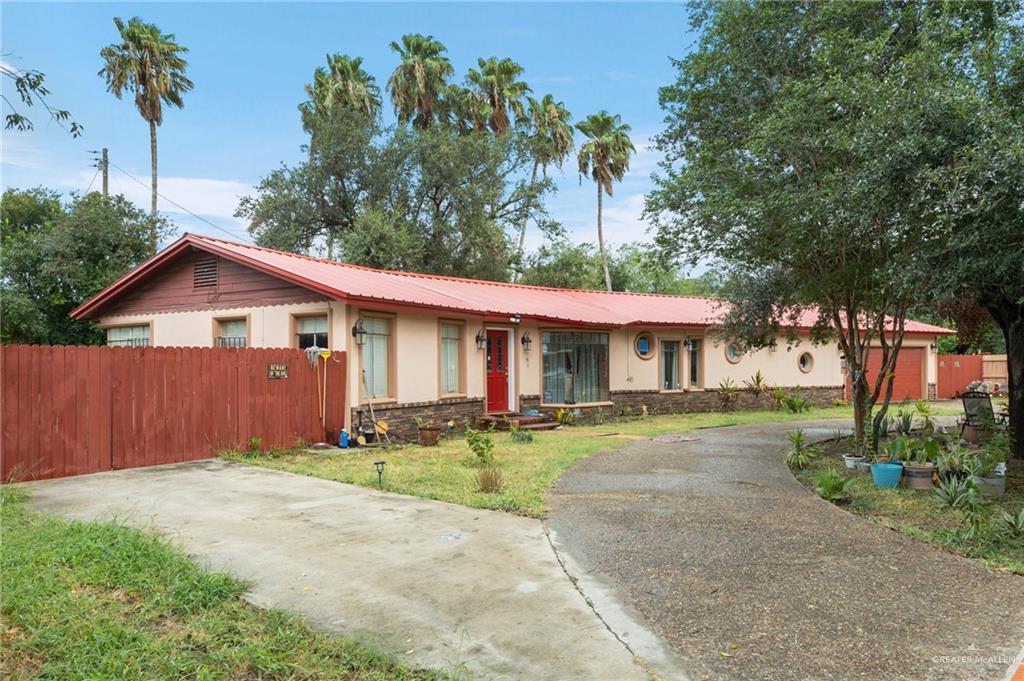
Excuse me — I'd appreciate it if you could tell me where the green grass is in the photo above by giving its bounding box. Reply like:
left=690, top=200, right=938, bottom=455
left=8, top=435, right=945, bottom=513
left=224, top=406, right=859, bottom=518
left=794, top=441, right=1024, bottom=575
left=0, top=487, right=451, bottom=680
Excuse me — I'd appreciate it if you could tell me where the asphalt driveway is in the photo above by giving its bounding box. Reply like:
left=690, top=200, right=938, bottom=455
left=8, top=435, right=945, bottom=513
left=547, top=420, right=1024, bottom=681
left=23, top=459, right=671, bottom=681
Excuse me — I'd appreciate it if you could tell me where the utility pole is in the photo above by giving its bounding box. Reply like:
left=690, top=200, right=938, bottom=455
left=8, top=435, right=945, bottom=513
left=100, top=148, right=109, bottom=196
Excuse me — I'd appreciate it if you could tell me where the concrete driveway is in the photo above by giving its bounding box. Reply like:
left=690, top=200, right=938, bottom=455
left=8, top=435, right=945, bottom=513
left=548, top=420, right=1024, bottom=681
left=24, top=459, right=673, bottom=681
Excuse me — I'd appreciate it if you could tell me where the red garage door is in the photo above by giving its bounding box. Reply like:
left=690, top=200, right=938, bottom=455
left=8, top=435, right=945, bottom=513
left=856, top=348, right=925, bottom=401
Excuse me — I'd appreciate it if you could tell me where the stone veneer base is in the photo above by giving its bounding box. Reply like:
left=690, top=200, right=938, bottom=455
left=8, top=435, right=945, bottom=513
left=351, top=386, right=845, bottom=440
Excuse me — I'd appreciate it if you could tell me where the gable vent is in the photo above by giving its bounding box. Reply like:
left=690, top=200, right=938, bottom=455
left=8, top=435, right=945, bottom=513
left=193, top=258, right=218, bottom=289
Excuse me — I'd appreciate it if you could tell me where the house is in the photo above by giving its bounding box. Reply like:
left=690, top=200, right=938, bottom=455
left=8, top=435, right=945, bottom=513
left=71, top=233, right=953, bottom=437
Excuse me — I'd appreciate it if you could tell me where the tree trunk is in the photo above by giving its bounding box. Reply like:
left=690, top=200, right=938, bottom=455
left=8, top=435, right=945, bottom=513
left=1005, top=315, right=1024, bottom=459
left=597, top=183, right=611, bottom=292
left=514, top=161, right=539, bottom=282
left=149, top=120, right=159, bottom=253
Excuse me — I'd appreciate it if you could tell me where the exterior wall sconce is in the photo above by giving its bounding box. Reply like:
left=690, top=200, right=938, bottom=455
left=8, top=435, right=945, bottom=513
left=509, top=314, right=522, bottom=324
left=352, top=319, right=367, bottom=346
left=475, top=329, right=487, bottom=350
left=521, top=331, right=533, bottom=352
left=683, top=339, right=695, bottom=351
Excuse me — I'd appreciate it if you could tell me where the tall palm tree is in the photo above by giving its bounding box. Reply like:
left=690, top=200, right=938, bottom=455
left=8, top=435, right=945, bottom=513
left=301, top=54, right=381, bottom=128
left=465, top=57, right=530, bottom=135
left=576, top=111, right=635, bottom=291
left=99, top=17, right=192, bottom=251
left=443, top=84, right=491, bottom=134
left=514, top=95, right=574, bottom=277
left=386, top=34, right=453, bottom=129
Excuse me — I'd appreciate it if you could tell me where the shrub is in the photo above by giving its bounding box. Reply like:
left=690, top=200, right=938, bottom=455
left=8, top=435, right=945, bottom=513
left=593, top=407, right=605, bottom=425
left=914, top=399, right=935, bottom=433
left=785, top=429, right=817, bottom=469
left=998, top=509, right=1024, bottom=539
left=832, top=398, right=849, bottom=407
left=554, top=408, right=576, bottom=426
left=509, top=427, right=534, bottom=444
left=781, top=393, right=811, bottom=413
left=465, top=426, right=495, bottom=464
left=247, top=436, right=262, bottom=453
left=815, top=471, right=852, bottom=502
left=934, top=476, right=976, bottom=510
left=718, top=377, right=739, bottom=410
left=477, top=467, right=503, bottom=493
left=770, top=386, right=786, bottom=411
left=743, top=370, right=768, bottom=397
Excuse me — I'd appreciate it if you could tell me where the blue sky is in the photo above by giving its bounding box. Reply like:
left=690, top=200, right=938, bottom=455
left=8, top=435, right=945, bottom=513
left=2, top=2, right=696, bottom=253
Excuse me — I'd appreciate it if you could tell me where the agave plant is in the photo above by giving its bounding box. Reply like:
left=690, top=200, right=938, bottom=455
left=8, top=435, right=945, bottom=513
left=786, top=429, right=817, bottom=470
left=999, top=508, right=1024, bottom=539
left=933, top=476, right=975, bottom=510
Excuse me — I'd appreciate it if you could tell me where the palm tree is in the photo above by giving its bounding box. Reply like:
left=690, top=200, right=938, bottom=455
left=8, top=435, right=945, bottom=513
left=301, top=54, right=381, bottom=129
left=386, top=34, right=453, bottom=129
left=515, top=95, right=574, bottom=275
left=99, top=17, right=192, bottom=251
left=443, top=84, right=491, bottom=134
left=465, top=57, right=530, bottom=135
left=576, top=111, right=635, bottom=292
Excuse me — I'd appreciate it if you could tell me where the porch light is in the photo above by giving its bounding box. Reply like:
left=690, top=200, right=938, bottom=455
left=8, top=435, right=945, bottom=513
left=521, top=331, right=533, bottom=352
left=373, top=460, right=386, bottom=486
left=352, top=319, right=367, bottom=346
left=683, top=339, right=695, bottom=351
left=475, top=329, right=487, bottom=350
left=509, top=314, right=522, bottom=324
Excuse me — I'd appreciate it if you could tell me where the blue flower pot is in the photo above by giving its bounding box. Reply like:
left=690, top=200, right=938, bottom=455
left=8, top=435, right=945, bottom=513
left=871, top=462, right=904, bottom=488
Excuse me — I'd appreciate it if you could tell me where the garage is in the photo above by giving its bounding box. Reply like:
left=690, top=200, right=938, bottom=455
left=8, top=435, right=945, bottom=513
left=847, top=347, right=925, bottom=401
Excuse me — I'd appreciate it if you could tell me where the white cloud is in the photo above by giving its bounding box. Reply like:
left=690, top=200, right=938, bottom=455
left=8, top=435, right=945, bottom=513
left=0, top=136, right=51, bottom=171
left=606, top=69, right=637, bottom=81
left=71, top=169, right=252, bottom=219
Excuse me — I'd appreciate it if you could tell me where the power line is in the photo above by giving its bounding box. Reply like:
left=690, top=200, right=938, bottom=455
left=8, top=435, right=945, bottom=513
left=107, top=161, right=253, bottom=243
left=84, top=166, right=101, bottom=194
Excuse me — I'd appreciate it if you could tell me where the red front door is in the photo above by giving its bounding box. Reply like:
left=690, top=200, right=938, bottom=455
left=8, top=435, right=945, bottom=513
left=486, top=330, right=509, bottom=412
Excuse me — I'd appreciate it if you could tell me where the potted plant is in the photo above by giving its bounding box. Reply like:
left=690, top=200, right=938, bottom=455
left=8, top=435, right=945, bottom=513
left=414, top=417, right=442, bottom=447
left=870, top=439, right=904, bottom=489
left=903, top=438, right=939, bottom=490
left=937, top=447, right=971, bottom=483
left=968, top=451, right=1006, bottom=499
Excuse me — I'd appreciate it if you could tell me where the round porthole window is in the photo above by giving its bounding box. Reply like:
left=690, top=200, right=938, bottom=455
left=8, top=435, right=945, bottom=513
left=798, top=351, right=814, bottom=373
left=725, top=343, right=743, bottom=364
left=634, top=332, right=655, bottom=359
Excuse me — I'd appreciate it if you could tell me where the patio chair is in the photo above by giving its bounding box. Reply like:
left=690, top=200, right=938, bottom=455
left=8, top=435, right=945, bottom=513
left=958, top=390, right=1009, bottom=439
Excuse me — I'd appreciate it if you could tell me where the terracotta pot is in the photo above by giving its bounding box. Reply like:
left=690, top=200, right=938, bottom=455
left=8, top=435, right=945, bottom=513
left=903, top=462, right=935, bottom=490
left=418, top=426, right=442, bottom=447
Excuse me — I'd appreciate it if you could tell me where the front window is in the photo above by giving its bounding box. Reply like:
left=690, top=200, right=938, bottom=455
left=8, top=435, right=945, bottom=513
left=296, top=316, right=328, bottom=349
left=542, top=331, right=609, bottom=404
left=363, top=317, right=391, bottom=398
left=440, top=323, right=462, bottom=394
left=662, top=340, right=680, bottom=390
left=216, top=318, right=247, bottom=348
left=688, top=339, right=702, bottom=388
left=106, top=325, right=149, bottom=347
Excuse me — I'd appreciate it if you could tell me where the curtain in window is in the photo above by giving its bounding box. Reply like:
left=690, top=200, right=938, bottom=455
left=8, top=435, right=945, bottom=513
left=662, top=341, right=679, bottom=390
left=689, top=339, right=701, bottom=387
left=542, top=332, right=609, bottom=404
left=106, top=325, right=149, bottom=347
left=297, top=316, right=328, bottom=349
left=363, top=317, right=389, bottom=398
left=440, top=324, right=461, bottom=393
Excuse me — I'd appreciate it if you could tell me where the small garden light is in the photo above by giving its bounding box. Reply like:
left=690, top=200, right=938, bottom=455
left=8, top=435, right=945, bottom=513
left=475, top=329, right=487, bottom=350
left=521, top=331, right=532, bottom=352
left=373, top=460, right=386, bottom=486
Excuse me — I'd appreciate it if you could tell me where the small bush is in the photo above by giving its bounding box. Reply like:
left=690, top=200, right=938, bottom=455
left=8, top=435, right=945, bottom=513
left=998, top=509, right=1024, bottom=539
left=770, top=386, right=786, bottom=411
left=815, top=471, right=852, bottom=503
left=934, top=476, right=976, bottom=510
left=785, top=428, right=817, bottom=469
left=477, top=467, right=503, bottom=493
left=593, top=407, right=605, bottom=425
left=247, top=436, right=262, bottom=453
left=509, top=427, right=534, bottom=444
left=718, top=377, right=739, bottom=410
left=465, top=426, right=495, bottom=464
left=554, top=408, right=576, bottom=426
left=781, top=393, right=811, bottom=413
left=743, top=370, right=768, bottom=397
left=832, top=398, right=848, bottom=408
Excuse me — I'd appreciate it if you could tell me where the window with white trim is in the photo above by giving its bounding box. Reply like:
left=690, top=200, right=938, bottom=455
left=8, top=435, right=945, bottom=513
left=440, top=323, right=462, bottom=394
left=106, top=325, right=150, bottom=347
left=542, top=331, right=609, bottom=404
left=363, top=317, right=391, bottom=398
left=296, top=316, right=328, bottom=349
left=662, top=340, right=680, bottom=390
left=216, top=318, right=247, bottom=348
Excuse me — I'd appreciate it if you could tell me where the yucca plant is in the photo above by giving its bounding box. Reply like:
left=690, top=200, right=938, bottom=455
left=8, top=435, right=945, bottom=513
left=999, top=509, right=1024, bottom=539
left=743, top=370, right=768, bottom=397
left=815, top=471, right=853, bottom=503
left=934, top=476, right=975, bottom=510
left=895, top=410, right=914, bottom=436
left=785, top=429, right=817, bottom=470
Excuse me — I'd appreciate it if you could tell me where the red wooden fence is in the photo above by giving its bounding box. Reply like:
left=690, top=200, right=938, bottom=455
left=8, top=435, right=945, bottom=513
left=936, top=354, right=983, bottom=399
left=1, top=345, right=346, bottom=481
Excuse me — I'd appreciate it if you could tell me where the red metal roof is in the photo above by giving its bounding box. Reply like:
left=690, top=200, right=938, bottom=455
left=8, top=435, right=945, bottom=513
left=71, top=233, right=954, bottom=335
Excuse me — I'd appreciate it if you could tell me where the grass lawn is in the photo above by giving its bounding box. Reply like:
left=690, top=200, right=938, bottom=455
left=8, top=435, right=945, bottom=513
left=0, top=487, right=452, bottom=680
left=224, top=406, right=861, bottom=518
left=794, top=440, right=1024, bottom=575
